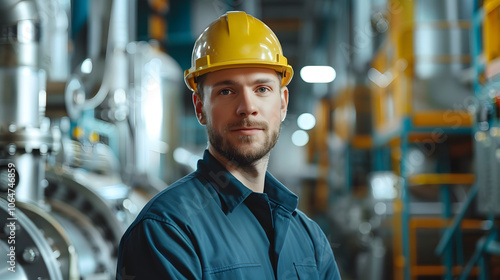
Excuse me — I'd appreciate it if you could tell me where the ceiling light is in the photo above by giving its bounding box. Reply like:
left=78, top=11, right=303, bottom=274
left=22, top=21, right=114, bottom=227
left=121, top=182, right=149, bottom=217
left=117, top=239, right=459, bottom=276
left=300, top=66, right=336, bottom=83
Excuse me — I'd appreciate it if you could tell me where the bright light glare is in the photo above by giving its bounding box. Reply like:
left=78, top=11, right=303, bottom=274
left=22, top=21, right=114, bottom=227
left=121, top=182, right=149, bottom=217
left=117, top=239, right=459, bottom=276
left=371, top=176, right=397, bottom=200
left=144, top=80, right=162, bottom=140
left=297, top=113, right=316, bottom=130
left=81, top=58, right=93, bottom=74
left=300, top=66, right=336, bottom=83
left=291, top=130, right=309, bottom=147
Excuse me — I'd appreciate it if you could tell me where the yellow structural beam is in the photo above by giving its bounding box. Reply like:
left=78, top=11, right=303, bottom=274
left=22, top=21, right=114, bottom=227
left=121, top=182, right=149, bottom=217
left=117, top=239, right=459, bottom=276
left=484, top=0, right=500, bottom=61
left=351, top=135, right=372, bottom=149
left=412, top=111, right=473, bottom=127
left=409, top=218, right=484, bottom=278
left=409, top=218, right=486, bottom=229
left=411, top=265, right=479, bottom=277
left=408, top=173, right=475, bottom=186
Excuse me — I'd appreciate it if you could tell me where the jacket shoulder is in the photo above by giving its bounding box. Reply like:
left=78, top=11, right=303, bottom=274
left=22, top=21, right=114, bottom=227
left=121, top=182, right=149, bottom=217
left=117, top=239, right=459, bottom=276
left=128, top=172, right=219, bottom=230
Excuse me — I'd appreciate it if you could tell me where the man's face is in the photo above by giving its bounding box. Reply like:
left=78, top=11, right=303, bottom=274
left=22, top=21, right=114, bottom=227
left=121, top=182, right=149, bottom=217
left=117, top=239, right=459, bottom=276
left=193, top=67, right=289, bottom=166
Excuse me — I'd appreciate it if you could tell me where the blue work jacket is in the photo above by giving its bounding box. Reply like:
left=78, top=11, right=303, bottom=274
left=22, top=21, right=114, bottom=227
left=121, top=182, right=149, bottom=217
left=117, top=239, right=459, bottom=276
left=117, top=150, right=341, bottom=279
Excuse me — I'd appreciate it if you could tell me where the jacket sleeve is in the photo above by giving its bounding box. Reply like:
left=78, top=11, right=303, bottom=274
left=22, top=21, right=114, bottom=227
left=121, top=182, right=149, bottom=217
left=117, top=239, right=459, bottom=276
left=116, top=218, right=202, bottom=280
left=315, top=227, right=342, bottom=280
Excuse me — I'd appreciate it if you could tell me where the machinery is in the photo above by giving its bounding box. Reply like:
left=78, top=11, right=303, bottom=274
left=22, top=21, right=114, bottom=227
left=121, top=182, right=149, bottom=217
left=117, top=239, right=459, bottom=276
left=0, top=0, right=182, bottom=279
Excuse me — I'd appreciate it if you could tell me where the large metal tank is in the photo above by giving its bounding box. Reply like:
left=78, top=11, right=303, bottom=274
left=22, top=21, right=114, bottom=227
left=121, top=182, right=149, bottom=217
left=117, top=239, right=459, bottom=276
left=128, top=41, right=184, bottom=186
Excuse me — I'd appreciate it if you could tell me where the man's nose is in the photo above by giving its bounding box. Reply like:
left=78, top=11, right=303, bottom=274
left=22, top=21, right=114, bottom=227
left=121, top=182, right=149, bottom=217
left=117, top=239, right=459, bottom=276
left=235, top=89, right=258, bottom=117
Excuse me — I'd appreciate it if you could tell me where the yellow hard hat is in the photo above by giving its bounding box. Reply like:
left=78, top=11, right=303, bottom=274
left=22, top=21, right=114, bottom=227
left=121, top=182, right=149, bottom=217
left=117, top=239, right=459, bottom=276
left=184, top=11, right=293, bottom=92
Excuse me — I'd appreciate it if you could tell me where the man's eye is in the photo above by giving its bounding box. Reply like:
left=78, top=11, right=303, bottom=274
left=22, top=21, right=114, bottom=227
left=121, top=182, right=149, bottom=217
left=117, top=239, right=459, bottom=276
left=220, top=89, right=232, bottom=95
left=257, top=87, right=270, bottom=94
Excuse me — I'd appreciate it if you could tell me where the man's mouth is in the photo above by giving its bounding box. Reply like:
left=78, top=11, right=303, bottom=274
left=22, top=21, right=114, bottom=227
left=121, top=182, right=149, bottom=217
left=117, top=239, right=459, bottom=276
left=228, top=120, right=267, bottom=136
left=230, top=127, right=264, bottom=135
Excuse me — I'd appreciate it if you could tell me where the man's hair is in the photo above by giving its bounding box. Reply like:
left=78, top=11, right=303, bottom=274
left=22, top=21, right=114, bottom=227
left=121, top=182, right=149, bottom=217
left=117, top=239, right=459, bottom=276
left=195, top=71, right=284, bottom=100
left=195, top=74, right=208, bottom=99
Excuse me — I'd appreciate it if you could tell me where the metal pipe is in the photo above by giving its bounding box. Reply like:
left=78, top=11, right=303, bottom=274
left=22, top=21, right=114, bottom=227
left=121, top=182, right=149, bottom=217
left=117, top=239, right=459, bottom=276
left=65, top=0, right=136, bottom=120
left=0, top=0, right=40, bottom=128
left=0, top=0, right=57, bottom=206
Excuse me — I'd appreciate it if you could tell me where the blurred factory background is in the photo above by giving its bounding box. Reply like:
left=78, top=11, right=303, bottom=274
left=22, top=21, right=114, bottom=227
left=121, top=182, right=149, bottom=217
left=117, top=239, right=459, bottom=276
left=0, top=0, right=499, bottom=279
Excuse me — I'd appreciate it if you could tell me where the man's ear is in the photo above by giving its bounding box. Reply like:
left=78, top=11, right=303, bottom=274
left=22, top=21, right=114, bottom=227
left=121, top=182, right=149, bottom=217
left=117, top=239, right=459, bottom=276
left=192, top=92, right=206, bottom=125
left=280, top=86, right=289, bottom=122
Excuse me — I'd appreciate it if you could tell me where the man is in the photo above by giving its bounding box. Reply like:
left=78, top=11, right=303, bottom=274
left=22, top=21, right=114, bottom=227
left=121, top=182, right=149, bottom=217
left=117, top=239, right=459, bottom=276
left=117, top=11, right=342, bottom=280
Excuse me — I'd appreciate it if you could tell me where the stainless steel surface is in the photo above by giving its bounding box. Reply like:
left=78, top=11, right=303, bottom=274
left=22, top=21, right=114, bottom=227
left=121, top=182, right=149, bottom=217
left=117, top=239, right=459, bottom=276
left=0, top=42, right=42, bottom=128
left=0, top=199, right=65, bottom=280
left=0, top=1, right=39, bottom=67
left=17, top=201, right=77, bottom=279
left=0, top=0, right=59, bottom=206
left=65, top=0, right=133, bottom=120
left=0, top=1, right=144, bottom=279
left=0, top=164, right=135, bottom=279
left=0, top=0, right=39, bottom=24
left=45, top=168, right=128, bottom=245
left=37, top=0, right=71, bottom=82
left=129, top=42, right=183, bottom=185
left=0, top=242, right=29, bottom=280
left=0, top=154, right=45, bottom=205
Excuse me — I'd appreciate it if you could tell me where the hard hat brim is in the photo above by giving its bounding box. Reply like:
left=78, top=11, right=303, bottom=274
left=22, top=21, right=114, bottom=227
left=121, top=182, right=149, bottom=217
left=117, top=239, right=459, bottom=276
left=185, top=61, right=293, bottom=92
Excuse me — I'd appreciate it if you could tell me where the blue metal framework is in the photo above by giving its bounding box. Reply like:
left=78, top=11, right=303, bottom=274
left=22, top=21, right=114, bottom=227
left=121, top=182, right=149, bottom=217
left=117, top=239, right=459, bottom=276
left=373, top=113, right=475, bottom=279
left=433, top=1, right=500, bottom=279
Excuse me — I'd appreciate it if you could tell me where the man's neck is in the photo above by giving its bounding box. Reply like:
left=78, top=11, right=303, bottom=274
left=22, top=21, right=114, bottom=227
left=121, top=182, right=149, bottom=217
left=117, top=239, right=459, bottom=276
left=208, top=147, right=269, bottom=193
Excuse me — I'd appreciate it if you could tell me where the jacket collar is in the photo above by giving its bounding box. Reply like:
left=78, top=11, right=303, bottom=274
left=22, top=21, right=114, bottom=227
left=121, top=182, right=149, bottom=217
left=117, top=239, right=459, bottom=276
left=197, top=150, right=298, bottom=214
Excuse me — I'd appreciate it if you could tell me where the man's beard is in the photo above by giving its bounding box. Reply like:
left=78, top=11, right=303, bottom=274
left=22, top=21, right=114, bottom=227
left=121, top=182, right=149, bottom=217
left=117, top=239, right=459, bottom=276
left=207, top=118, right=280, bottom=166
